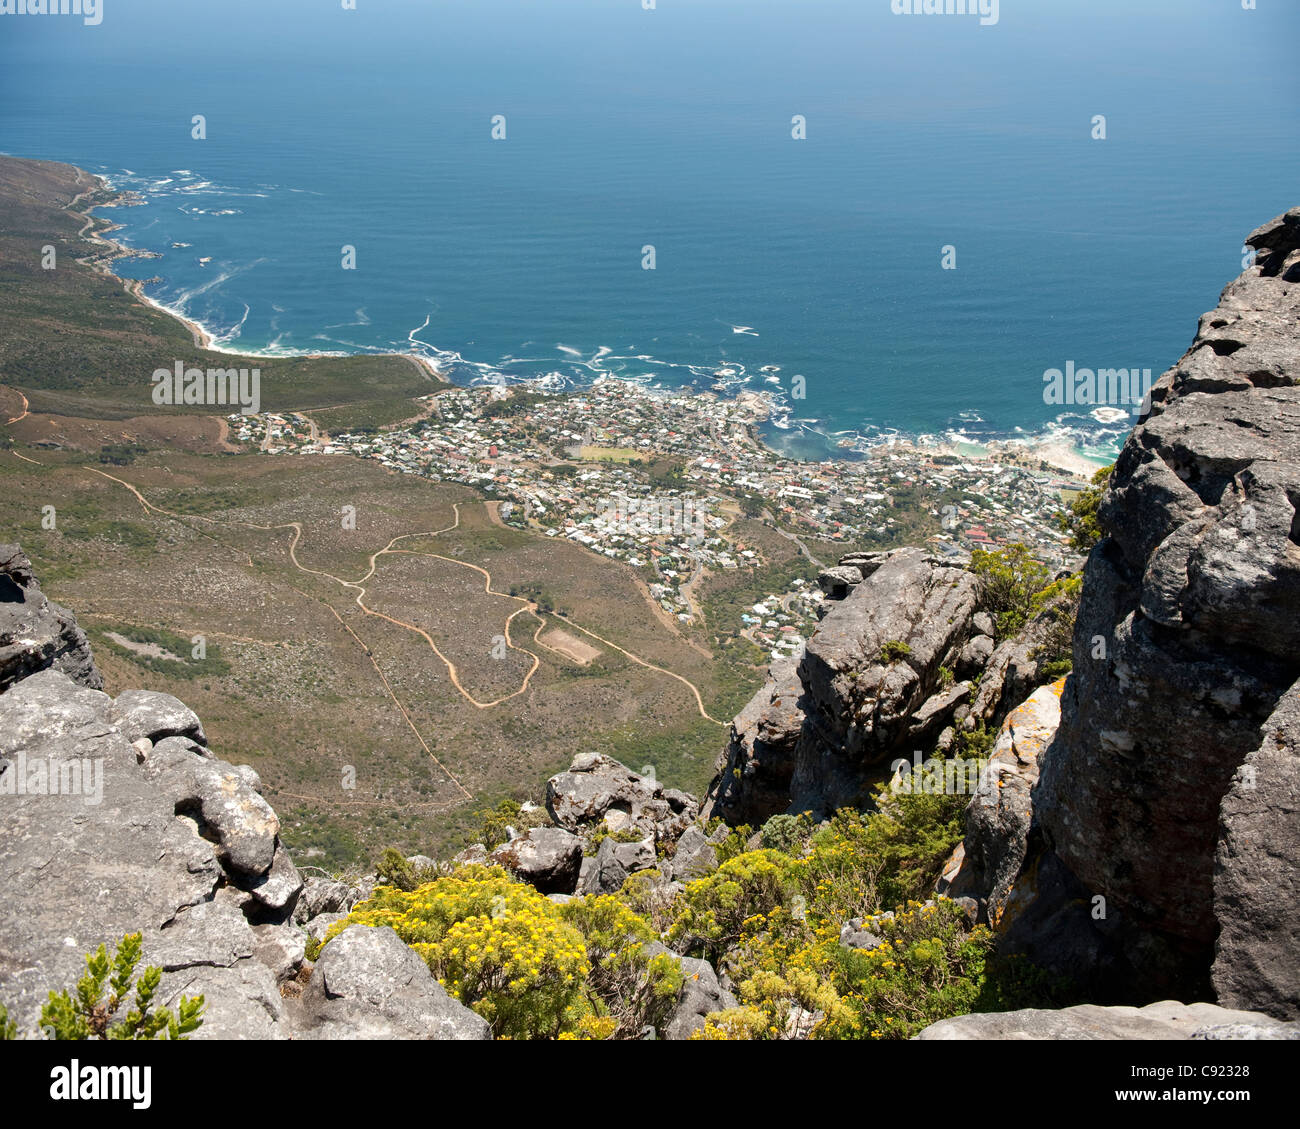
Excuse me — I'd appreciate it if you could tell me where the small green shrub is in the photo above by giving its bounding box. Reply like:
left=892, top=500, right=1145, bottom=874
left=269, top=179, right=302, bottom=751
left=969, top=543, right=1050, bottom=641
left=879, top=640, right=912, bottom=664
left=759, top=812, right=813, bottom=855
left=35, top=933, right=204, bottom=1040
left=1058, top=465, right=1114, bottom=552
left=375, top=847, right=443, bottom=892
left=816, top=900, right=993, bottom=1039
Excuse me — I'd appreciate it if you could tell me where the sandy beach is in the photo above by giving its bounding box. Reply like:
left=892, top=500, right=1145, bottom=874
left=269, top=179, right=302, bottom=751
left=891, top=435, right=1109, bottom=482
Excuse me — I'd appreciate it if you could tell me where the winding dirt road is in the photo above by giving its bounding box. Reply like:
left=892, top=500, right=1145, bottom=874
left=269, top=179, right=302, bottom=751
left=4, top=391, right=28, bottom=427
left=11, top=453, right=726, bottom=799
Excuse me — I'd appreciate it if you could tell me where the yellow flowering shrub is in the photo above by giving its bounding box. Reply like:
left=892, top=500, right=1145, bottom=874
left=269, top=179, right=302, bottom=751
left=326, top=865, right=590, bottom=1039
left=659, top=801, right=992, bottom=1041
left=665, top=849, right=798, bottom=964
left=690, top=1006, right=769, bottom=1040
left=618, top=867, right=678, bottom=935
left=558, top=895, right=684, bottom=1037
left=814, top=899, right=992, bottom=1039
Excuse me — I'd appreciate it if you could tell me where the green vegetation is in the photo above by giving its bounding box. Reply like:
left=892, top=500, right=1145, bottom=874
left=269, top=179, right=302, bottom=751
left=879, top=639, right=912, bottom=664
left=1058, top=465, right=1114, bottom=553
left=968, top=541, right=1084, bottom=676
left=333, top=765, right=1062, bottom=1041
left=5, top=443, right=733, bottom=867
left=969, top=542, right=1052, bottom=642
left=91, top=623, right=230, bottom=681
left=374, top=847, right=446, bottom=891
left=950, top=721, right=997, bottom=762
left=99, top=443, right=148, bottom=466
left=598, top=716, right=725, bottom=800
left=325, top=866, right=681, bottom=1039
left=579, top=446, right=642, bottom=463
left=759, top=812, right=814, bottom=854
left=1029, top=574, right=1083, bottom=680
left=0, top=933, right=205, bottom=1041
left=472, top=799, right=551, bottom=853
left=669, top=792, right=983, bottom=1039
left=483, top=391, right=551, bottom=419
left=308, top=397, right=427, bottom=434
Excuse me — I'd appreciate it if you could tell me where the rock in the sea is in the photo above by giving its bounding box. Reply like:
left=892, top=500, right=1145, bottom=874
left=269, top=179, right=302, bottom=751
left=0, top=544, right=101, bottom=692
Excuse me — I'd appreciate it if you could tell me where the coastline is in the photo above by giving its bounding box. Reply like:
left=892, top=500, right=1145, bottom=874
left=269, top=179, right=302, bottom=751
left=71, top=164, right=1102, bottom=482
left=930, top=436, right=1111, bottom=480
left=71, top=168, right=447, bottom=374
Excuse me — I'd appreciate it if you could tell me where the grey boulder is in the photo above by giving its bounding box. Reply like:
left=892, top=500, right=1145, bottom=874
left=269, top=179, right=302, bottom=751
left=296, top=925, right=490, bottom=1040
left=489, top=826, right=583, bottom=895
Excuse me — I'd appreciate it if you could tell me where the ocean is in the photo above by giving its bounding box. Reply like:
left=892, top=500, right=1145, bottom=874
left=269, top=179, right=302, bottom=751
left=2, top=0, right=1297, bottom=459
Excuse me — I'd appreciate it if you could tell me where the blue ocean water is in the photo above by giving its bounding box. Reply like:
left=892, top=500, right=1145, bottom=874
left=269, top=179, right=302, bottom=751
left=2, top=0, right=1297, bottom=458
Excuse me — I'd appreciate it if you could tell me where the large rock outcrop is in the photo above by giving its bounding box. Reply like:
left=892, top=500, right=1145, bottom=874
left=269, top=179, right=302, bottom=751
left=0, top=544, right=100, bottom=692
left=707, top=547, right=1001, bottom=821
left=292, top=925, right=489, bottom=1040
left=0, top=552, right=487, bottom=1040
left=546, top=752, right=697, bottom=845
left=1212, top=684, right=1300, bottom=1018
left=1001, top=207, right=1300, bottom=1012
left=0, top=668, right=303, bottom=1037
left=705, top=657, right=804, bottom=826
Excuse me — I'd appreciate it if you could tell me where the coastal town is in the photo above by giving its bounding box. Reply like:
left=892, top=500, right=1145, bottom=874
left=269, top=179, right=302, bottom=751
left=230, top=378, right=1090, bottom=649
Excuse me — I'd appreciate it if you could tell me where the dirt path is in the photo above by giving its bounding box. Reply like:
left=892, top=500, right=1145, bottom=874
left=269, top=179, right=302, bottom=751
left=78, top=465, right=476, bottom=798
left=4, top=390, right=29, bottom=427
left=11, top=452, right=728, bottom=789
left=214, top=417, right=241, bottom=454
left=764, top=507, right=826, bottom=569
left=557, top=617, right=726, bottom=726
left=79, top=612, right=290, bottom=649
left=630, top=570, right=712, bottom=659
